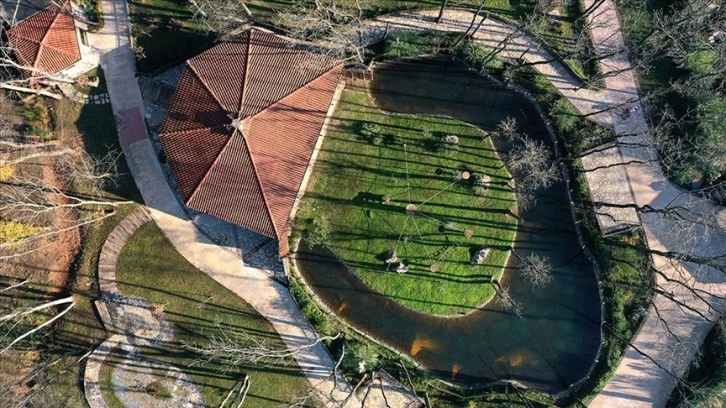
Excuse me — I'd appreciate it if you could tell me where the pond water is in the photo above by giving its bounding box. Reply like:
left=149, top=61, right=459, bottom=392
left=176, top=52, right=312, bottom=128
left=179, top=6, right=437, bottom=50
left=295, top=59, right=601, bottom=393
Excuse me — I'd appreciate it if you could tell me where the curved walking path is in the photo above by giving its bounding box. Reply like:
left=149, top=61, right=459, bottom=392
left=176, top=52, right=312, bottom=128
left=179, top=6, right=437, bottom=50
left=579, top=0, right=726, bottom=406
left=86, top=207, right=202, bottom=408
left=89, top=2, right=360, bottom=406
left=83, top=0, right=725, bottom=406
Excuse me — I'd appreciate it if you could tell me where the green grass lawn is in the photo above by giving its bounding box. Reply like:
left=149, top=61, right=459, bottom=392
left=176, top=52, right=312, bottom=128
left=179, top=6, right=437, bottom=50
left=115, top=222, right=314, bottom=407
left=298, top=80, right=516, bottom=316
left=128, top=0, right=215, bottom=74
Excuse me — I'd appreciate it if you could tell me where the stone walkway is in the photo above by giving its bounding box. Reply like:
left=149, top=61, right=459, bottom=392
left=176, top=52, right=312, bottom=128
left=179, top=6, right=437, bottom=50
left=91, top=0, right=364, bottom=405
left=363, top=10, right=725, bottom=405
left=85, top=207, right=203, bottom=408
left=57, top=82, right=111, bottom=105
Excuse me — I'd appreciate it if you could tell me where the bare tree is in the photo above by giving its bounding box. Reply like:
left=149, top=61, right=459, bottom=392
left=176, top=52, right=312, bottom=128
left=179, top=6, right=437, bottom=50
left=0, top=17, right=73, bottom=99
left=276, top=0, right=371, bottom=68
left=0, top=149, right=134, bottom=257
left=187, top=0, right=253, bottom=37
left=518, top=253, right=554, bottom=288
left=0, top=295, right=75, bottom=354
left=183, top=321, right=341, bottom=369
left=506, top=136, right=560, bottom=191
left=494, top=284, right=523, bottom=318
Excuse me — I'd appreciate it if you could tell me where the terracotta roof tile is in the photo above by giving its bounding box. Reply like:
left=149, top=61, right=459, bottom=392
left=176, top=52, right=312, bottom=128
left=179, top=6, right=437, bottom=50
left=187, top=133, right=277, bottom=238
left=160, top=126, right=232, bottom=199
left=244, top=66, right=343, bottom=236
left=158, top=28, right=342, bottom=246
left=7, top=2, right=80, bottom=75
left=188, top=33, right=249, bottom=112
left=240, top=30, right=336, bottom=118
left=9, top=37, right=40, bottom=68
left=158, top=66, right=231, bottom=134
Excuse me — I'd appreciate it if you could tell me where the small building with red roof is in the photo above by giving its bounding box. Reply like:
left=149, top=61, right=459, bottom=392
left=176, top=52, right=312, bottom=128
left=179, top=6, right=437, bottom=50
left=6, top=1, right=82, bottom=76
left=158, top=28, right=343, bottom=256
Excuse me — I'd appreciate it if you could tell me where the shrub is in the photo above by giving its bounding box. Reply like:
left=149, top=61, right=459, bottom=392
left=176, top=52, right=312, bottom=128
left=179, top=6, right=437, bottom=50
left=460, top=41, right=504, bottom=71
left=550, top=97, right=579, bottom=133
left=306, top=214, right=331, bottom=247
left=361, top=123, right=383, bottom=145
left=342, top=341, right=380, bottom=374
left=0, top=220, right=39, bottom=244
left=24, top=105, right=45, bottom=123
left=29, top=126, right=52, bottom=140
left=146, top=381, right=171, bottom=399
left=0, top=165, right=16, bottom=181
left=385, top=31, right=426, bottom=58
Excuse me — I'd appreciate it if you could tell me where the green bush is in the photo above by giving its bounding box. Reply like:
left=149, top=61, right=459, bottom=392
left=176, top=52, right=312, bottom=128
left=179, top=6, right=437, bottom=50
left=361, top=122, right=383, bottom=145
left=306, top=214, right=331, bottom=247
left=683, top=50, right=719, bottom=76
left=386, top=31, right=426, bottom=58
left=342, top=342, right=380, bottom=374
left=24, top=105, right=45, bottom=123
left=550, top=97, right=579, bottom=133
left=29, top=126, right=52, bottom=140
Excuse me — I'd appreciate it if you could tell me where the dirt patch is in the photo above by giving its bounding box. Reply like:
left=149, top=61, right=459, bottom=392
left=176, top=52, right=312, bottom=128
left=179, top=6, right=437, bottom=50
left=0, top=96, right=82, bottom=402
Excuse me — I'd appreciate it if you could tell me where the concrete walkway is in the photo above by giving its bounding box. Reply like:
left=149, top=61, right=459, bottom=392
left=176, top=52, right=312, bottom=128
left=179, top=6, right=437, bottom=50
left=578, top=0, right=726, bottom=406
left=365, top=10, right=725, bottom=405
left=84, top=1, right=725, bottom=406
left=86, top=207, right=200, bottom=408
left=89, top=0, right=359, bottom=405
left=366, top=9, right=611, bottom=124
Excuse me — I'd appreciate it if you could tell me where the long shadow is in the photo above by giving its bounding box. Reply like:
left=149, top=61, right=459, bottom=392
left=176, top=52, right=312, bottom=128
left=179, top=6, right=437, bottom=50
left=296, top=58, right=602, bottom=393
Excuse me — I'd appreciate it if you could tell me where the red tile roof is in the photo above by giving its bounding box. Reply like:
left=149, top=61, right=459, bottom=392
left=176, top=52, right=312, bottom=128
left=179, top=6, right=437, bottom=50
left=158, top=28, right=342, bottom=247
left=7, top=2, right=81, bottom=75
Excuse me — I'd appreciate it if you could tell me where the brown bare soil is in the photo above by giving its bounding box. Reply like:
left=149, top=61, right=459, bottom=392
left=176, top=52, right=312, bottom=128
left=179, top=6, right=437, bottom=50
left=0, top=95, right=82, bottom=403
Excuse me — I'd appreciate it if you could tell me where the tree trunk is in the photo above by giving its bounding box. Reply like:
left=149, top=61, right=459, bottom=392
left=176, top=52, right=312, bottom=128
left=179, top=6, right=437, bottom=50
left=0, top=83, right=63, bottom=100
left=436, top=0, right=449, bottom=23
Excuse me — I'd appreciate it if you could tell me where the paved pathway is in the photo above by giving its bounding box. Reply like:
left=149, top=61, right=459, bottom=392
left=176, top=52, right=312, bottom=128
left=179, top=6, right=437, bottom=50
left=364, top=10, right=725, bottom=405
left=82, top=1, right=725, bottom=406
left=90, top=0, right=359, bottom=405
left=365, top=9, right=611, bottom=124
left=86, top=207, right=201, bottom=408
left=578, top=0, right=726, bottom=406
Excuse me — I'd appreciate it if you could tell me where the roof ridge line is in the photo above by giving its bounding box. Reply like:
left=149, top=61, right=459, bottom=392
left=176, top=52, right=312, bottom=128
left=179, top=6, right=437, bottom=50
left=244, top=65, right=343, bottom=237
left=238, top=130, right=280, bottom=238
left=237, top=29, right=253, bottom=119
left=33, top=42, right=46, bottom=69
left=157, top=126, right=223, bottom=138
left=187, top=59, right=227, bottom=115
left=38, top=6, right=61, bottom=49
left=185, top=127, right=237, bottom=205
left=41, top=10, right=82, bottom=60
left=244, top=62, right=341, bottom=123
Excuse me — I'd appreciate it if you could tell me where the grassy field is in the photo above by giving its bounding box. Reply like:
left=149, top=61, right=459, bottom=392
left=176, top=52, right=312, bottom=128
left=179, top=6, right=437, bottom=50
left=298, top=80, right=517, bottom=316
left=116, top=222, right=313, bottom=407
